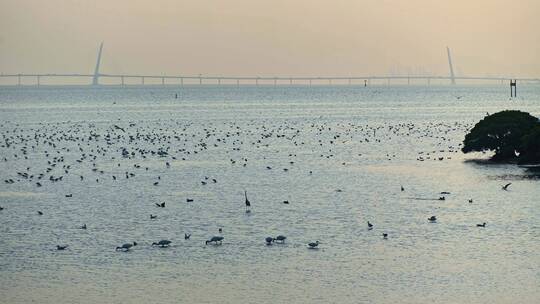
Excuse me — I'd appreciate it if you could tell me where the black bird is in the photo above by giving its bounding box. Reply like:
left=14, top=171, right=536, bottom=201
left=0, top=206, right=4, bottom=211
left=468, top=199, right=473, bottom=203
left=477, top=222, right=486, bottom=227
left=65, top=194, right=72, bottom=197
left=283, top=200, right=289, bottom=204
left=155, top=202, right=165, bottom=208
left=80, top=224, right=87, bottom=229
left=206, top=236, right=224, bottom=245
left=37, top=211, right=43, bottom=215
left=152, top=240, right=172, bottom=247
left=367, top=221, right=373, bottom=229
left=186, top=198, right=194, bottom=202
left=265, top=237, right=274, bottom=245
left=56, top=245, right=68, bottom=250
left=382, top=233, right=388, bottom=239
left=428, top=216, right=437, bottom=222
left=400, top=185, right=404, bottom=191
left=502, top=183, right=512, bottom=191
left=150, top=214, right=157, bottom=219
left=184, top=233, right=191, bottom=240
left=274, top=235, right=286, bottom=243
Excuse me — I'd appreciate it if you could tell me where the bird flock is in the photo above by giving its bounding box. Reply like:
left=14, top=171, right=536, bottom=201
left=0, top=117, right=504, bottom=254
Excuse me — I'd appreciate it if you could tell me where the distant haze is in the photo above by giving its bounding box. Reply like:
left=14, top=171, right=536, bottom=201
left=1, top=0, right=539, bottom=77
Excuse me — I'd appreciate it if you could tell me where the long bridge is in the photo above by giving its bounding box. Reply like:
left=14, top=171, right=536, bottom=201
left=1, top=44, right=538, bottom=86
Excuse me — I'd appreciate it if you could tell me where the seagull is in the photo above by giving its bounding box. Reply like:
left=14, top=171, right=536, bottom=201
left=502, top=183, right=512, bottom=191
left=476, top=222, right=486, bottom=227
left=152, top=240, right=172, bottom=247
left=116, top=242, right=137, bottom=251
left=274, top=235, right=286, bottom=243
left=428, top=216, right=437, bottom=222
left=308, top=241, right=320, bottom=249
left=205, top=236, right=224, bottom=245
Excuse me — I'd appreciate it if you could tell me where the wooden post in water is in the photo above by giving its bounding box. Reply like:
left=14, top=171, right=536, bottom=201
left=510, top=79, right=517, bottom=97
left=364, top=80, right=367, bottom=87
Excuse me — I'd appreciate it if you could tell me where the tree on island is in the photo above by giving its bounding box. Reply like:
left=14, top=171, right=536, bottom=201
left=519, top=125, right=540, bottom=164
left=462, top=110, right=540, bottom=163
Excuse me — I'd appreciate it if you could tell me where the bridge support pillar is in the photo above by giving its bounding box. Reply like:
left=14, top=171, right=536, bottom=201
left=199, top=77, right=202, bottom=85
left=274, top=79, right=277, bottom=86
left=180, top=78, right=184, bottom=87
left=121, top=76, right=125, bottom=86
left=37, top=75, right=40, bottom=86
left=290, top=78, right=293, bottom=85
left=162, top=77, right=165, bottom=85
left=237, top=79, right=239, bottom=87
left=18, top=74, right=21, bottom=86
left=142, top=77, right=145, bottom=85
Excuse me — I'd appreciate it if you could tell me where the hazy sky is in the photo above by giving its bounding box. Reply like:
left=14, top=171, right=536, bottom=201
left=1, top=0, right=539, bottom=77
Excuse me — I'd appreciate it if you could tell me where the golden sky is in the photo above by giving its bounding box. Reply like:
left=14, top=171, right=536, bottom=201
left=1, top=0, right=539, bottom=77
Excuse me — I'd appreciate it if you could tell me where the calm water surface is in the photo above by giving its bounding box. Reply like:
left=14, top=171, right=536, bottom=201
left=0, top=85, right=539, bottom=304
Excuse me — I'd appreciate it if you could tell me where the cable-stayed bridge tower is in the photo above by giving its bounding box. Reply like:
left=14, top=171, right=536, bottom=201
left=92, top=42, right=103, bottom=85
left=446, top=46, right=456, bottom=85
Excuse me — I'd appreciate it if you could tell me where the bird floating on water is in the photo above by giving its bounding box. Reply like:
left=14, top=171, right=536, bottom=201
left=382, top=233, right=388, bottom=239
left=428, top=216, right=437, bottom=222
left=116, top=242, right=137, bottom=251
left=476, top=222, right=486, bottom=227
left=206, top=236, right=224, bottom=245
left=367, top=221, right=373, bottom=229
left=274, top=235, right=286, bottom=243
left=184, top=233, right=191, bottom=240
left=56, top=245, right=68, bottom=250
left=308, top=241, right=320, bottom=249
left=265, top=237, right=274, bottom=245
left=502, top=183, right=512, bottom=191
left=155, top=202, right=165, bottom=208
left=152, top=240, right=172, bottom=247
